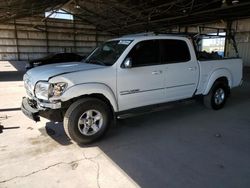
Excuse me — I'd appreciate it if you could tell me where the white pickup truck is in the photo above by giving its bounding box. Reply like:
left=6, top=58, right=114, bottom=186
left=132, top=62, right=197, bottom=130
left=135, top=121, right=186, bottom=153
left=21, top=34, right=243, bottom=144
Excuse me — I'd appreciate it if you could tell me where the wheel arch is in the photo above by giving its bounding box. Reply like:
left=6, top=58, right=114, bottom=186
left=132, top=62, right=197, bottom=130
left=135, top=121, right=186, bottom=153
left=72, top=93, right=115, bottom=114
left=60, top=83, right=118, bottom=112
left=203, top=69, right=232, bottom=95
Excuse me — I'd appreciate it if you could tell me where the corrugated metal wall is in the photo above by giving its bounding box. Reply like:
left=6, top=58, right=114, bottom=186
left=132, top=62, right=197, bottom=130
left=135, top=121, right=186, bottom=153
left=237, top=42, right=250, bottom=65
left=232, top=19, right=250, bottom=66
left=233, top=19, right=250, bottom=66
left=0, top=16, right=250, bottom=66
left=0, top=16, right=114, bottom=61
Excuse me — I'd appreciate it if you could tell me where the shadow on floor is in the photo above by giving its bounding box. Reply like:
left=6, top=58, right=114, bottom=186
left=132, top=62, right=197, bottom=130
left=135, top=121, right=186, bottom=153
left=45, top=95, right=250, bottom=188
left=44, top=122, right=73, bottom=146
left=7, top=61, right=27, bottom=71
left=43, top=67, right=250, bottom=188
left=0, top=71, right=25, bottom=81
left=0, top=61, right=27, bottom=81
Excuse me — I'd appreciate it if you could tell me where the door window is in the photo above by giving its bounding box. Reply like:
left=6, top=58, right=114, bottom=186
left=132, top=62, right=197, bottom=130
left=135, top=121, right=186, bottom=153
left=160, top=40, right=191, bottom=64
left=127, top=40, right=160, bottom=67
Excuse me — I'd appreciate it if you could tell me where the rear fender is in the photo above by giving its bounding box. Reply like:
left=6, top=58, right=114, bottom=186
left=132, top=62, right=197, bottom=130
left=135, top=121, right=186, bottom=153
left=203, top=69, right=232, bottom=95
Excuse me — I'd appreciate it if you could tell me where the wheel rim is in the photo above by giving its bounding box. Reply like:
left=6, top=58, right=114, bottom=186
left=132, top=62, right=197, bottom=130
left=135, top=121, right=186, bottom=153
left=78, top=109, right=103, bottom=136
left=214, top=88, right=225, bottom=105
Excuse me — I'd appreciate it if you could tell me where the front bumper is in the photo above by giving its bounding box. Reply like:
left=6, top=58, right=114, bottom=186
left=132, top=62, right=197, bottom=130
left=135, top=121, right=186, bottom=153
left=21, top=97, right=64, bottom=122
left=21, top=97, right=40, bottom=122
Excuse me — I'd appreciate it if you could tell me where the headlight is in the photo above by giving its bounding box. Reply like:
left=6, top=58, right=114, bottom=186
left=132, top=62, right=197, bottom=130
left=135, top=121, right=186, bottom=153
left=35, top=81, right=52, bottom=100
left=35, top=82, right=67, bottom=100
left=52, top=82, right=68, bottom=97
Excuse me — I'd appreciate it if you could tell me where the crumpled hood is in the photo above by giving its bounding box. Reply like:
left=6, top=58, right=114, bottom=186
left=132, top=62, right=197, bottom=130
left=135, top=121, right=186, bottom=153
left=25, top=62, right=104, bottom=85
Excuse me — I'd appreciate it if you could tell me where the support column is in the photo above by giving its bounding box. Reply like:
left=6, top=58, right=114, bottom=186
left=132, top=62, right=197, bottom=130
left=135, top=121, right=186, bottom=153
left=95, top=28, right=98, bottom=47
left=73, top=17, right=77, bottom=53
left=224, top=20, right=239, bottom=58
left=45, top=20, right=49, bottom=54
left=224, top=21, right=231, bottom=57
left=13, top=18, right=20, bottom=60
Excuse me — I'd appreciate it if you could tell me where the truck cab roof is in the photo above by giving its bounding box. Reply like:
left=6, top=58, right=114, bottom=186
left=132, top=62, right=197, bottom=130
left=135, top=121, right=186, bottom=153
left=112, top=33, right=190, bottom=42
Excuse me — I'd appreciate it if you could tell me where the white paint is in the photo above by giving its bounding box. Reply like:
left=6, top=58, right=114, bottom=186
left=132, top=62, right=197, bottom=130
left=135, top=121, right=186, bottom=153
left=23, top=35, right=243, bottom=113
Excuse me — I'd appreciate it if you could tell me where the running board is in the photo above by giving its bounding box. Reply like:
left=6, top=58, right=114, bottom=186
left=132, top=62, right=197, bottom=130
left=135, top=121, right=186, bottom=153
left=116, top=98, right=195, bottom=119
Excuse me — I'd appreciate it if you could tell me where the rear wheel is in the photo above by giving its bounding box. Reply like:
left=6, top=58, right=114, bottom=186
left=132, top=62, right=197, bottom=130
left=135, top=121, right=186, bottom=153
left=64, top=98, right=112, bottom=144
left=203, top=82, right=229, bottom=110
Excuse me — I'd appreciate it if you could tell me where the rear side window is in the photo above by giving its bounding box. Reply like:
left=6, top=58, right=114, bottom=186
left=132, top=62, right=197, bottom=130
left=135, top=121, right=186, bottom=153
left=160, top=40, right=191, bottom=63
left=127, top=40, right=160, bottom=67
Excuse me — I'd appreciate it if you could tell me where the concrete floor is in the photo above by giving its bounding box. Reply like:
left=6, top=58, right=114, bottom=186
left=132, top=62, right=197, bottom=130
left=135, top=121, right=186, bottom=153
left=0, top=61, right=250, bottom=188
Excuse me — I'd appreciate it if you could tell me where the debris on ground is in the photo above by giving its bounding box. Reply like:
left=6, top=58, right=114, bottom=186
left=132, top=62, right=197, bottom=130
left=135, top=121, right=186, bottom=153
left=0, top=124, right=20, bottom=134
left=214, top=133, right=222, bottom=138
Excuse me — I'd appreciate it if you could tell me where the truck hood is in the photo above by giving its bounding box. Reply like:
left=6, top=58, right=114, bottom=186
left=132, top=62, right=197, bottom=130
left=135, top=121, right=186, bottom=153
left=25, top=62, right=104, bottom=85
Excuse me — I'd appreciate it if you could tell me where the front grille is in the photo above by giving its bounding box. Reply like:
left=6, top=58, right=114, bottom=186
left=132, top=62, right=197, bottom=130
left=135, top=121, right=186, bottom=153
left=27, top=98, right=38, bottom=109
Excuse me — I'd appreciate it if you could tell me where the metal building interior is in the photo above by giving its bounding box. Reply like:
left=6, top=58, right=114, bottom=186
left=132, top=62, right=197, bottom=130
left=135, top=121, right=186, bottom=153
left=1, top=0, right=250, bottom=33
left=0, top=0, right=250, bottom=187
left=0, top=0, right=250, bottom=63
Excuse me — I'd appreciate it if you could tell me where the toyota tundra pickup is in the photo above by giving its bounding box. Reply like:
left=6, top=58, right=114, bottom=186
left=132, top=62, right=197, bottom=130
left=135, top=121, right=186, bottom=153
left=21, top=34, right=243, bottom=144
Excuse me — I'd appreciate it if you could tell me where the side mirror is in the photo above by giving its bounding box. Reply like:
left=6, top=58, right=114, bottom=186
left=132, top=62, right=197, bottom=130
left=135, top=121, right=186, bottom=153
left=122, top=58, right=132, bottom=68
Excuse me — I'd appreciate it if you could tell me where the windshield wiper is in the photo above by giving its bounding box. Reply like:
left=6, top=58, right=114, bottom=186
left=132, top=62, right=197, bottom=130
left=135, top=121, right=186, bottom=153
left=85, top=59, right=106, bottom=66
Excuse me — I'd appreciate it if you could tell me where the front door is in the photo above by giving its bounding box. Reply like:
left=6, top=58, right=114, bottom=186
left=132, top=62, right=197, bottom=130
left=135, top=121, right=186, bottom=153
left=117, top=40, right=165, bottom=111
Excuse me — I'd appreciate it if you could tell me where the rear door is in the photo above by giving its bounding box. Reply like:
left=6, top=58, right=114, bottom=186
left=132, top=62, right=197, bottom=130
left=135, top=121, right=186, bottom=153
left=117, top=40, right=166, bottom=111
left=160, top=39, right=199, bottom=101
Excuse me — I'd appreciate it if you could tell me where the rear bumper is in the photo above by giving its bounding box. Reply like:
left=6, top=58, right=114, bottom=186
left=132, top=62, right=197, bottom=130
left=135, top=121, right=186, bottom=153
left=21, top=97, right=64, bottom=122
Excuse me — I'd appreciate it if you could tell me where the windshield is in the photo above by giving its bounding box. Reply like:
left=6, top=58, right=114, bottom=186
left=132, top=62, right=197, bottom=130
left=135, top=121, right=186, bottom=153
left=85, top=40, right=132, bottom=66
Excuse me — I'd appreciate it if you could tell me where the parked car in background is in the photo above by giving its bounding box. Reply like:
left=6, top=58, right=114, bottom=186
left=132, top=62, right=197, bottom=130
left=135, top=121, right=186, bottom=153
left=26, top=53, right=85, bottom=70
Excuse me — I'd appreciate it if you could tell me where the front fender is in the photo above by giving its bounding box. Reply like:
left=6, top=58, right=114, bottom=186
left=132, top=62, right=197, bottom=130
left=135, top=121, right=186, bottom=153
left=203, top=69, right=233, bottom=95
left=59, top=83, right=118, bottom=112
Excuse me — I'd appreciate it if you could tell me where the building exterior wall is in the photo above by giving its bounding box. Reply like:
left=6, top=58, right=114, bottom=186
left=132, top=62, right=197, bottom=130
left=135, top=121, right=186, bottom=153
left=0, top=16, right=114, bottom=61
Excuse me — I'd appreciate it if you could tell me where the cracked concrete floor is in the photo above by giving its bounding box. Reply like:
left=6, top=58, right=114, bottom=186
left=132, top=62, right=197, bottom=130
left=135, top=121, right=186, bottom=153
left=0, top=102, right=138, bottom=188
left=0, top=65, right=138, bottom=188
left=0, top=110, right=138, bottom=188
left=0, top=62, right=250, bottom=188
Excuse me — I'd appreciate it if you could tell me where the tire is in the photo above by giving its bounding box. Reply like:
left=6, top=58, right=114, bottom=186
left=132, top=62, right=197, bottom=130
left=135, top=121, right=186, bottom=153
left=203, top=81, right=229, bottom=110
left=64, top=98, right=112, bottom=144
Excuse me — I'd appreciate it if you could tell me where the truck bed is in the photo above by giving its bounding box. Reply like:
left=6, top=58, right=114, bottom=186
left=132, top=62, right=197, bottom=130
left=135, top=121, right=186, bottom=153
left=196, top=58, right=243, bottom=95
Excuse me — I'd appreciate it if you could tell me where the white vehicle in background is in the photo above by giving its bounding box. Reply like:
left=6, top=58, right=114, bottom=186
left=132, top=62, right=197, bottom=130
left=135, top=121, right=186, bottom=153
left=21, top=33, right=243, bottom=144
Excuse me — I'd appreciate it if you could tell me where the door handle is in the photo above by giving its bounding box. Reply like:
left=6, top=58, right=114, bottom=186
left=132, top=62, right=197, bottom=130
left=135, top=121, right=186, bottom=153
left=152, top=70, right=162, bottom=75
left=188, top=67, right=197, bottom=71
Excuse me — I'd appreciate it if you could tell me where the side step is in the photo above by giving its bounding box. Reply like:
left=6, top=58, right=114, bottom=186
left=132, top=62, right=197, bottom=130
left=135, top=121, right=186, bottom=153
left=116, top=98, right=195, bottom=119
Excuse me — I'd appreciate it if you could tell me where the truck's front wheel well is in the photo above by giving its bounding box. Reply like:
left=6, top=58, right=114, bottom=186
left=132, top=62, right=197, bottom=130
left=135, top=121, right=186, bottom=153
left=66, top=94, right=115, bottom=118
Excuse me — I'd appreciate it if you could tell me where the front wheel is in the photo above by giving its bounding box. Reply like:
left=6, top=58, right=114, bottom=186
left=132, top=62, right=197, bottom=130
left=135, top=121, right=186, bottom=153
left=203, top=82, right=229, bottom=110
left=64, top=98, right=112, bottom=144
